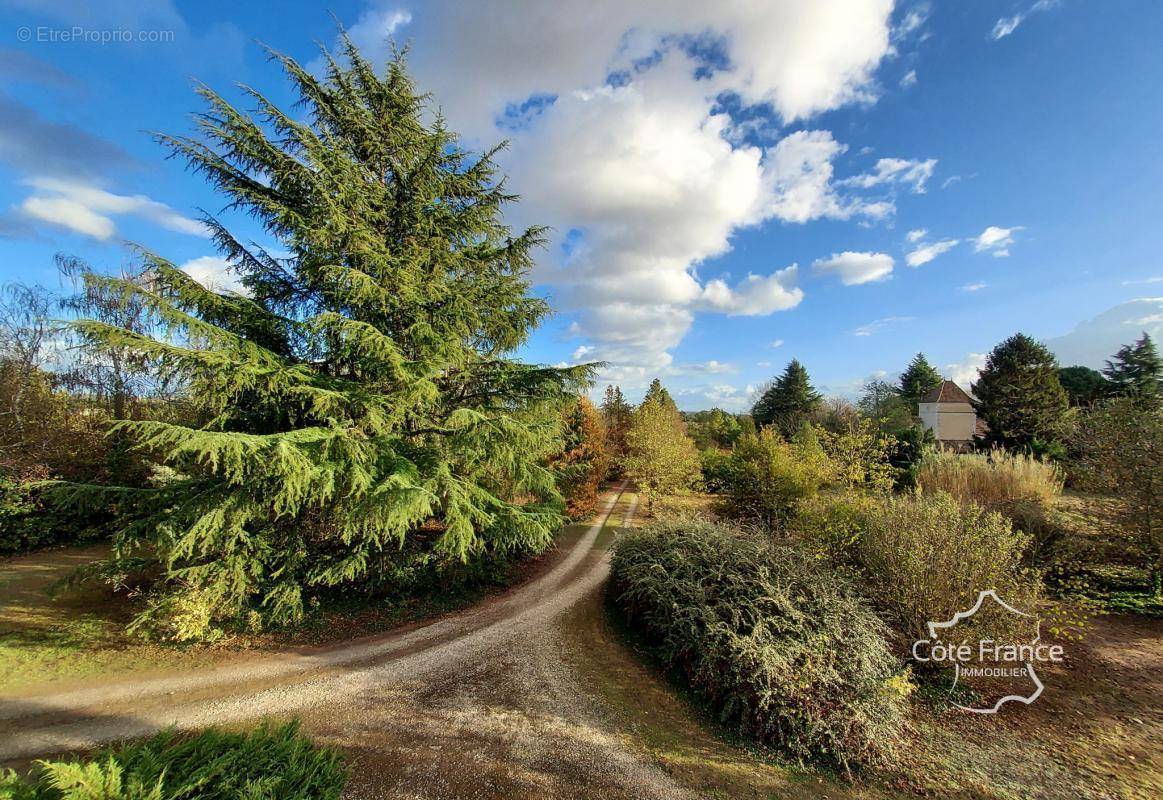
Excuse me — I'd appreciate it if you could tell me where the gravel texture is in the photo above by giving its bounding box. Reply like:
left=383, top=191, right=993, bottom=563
left=0, top=486, right=693, bottom=800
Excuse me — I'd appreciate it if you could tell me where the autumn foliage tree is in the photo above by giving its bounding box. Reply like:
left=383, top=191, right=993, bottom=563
left=48, top=38, right=591, bottom=640
left=623, top=384, right=700, bottom=503
left=551, top=397, right=609, bottom=518
left=600, top=384, right=632, bottom=475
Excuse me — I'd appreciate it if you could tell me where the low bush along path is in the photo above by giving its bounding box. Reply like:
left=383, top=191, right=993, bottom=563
left=0, top=485, right=714, bottom=800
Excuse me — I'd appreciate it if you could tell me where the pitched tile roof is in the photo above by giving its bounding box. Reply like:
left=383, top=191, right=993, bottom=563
left=920, top=379, right=974, bottom=404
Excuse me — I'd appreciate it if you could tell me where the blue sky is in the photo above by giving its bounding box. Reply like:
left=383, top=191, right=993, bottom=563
left=2, top=1, right=1161, bottom=410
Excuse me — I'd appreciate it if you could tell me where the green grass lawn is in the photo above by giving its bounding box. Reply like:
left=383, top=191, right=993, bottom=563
left=0, top=544, right=220, bottom=692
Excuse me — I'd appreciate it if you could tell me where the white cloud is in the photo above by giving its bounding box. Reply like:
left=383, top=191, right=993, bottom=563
left=853, top=315, right=914, bottom=337
left=770, top=339, right=784, bottom=349
left=18, top=177, right=207, bottom=241
left=945, top=353, right=986, bottom=389
left=906, top=238, right=959, bottom=267
left=1121, top=276, right=1163, bottom=286
left=906, top=228, right=927, bottom=243
left=21, top=195, right=114, bottom=239
left=673, top=381, right=757, bottom=411
left=676, top=360, right=736, bottom=374
left=332, top=1, right=912, bottom=377
left=698, top=267, right=804, bottom=316
left=974, top=225, right=1023, bottom=257
left=894, top=3, right=930, bottom=39
left=899, top=69, right=918, bottom=89
left=991, top=15, right=1023, bottom=39
left=812, top=251, right=894, bottom=286
left=383, top=0, right=898, bottom=137
left=959, top=281, right=988, bottom=292
left=840, top=156, right=938, bottom=193
left=1045, top=298, right=1163, bottom=368
left=180, top=256, right=248, bottom=295
left=991, top=0, right=1059, bottom=40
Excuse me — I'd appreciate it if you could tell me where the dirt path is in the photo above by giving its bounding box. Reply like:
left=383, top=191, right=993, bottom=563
left=0, top=486, right=700, bottom=799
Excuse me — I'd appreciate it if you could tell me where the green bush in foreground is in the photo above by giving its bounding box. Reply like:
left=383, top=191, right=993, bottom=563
left=0, top=721, right=346, bottom=800
left=611, top=520, right=910, bottom=772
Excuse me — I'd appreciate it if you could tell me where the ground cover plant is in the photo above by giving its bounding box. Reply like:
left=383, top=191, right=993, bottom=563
left=610, top=519, right=910, bottom=773
left=0, top=721, right=346, bottom=799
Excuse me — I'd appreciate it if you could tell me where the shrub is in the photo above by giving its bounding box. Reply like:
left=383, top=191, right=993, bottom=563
left=0, top=721, right=346, bottom=799
left=791, top=492, right=881, bottom=569
left=840, top=493, right=1037, bottom=643
left=611, top=520, right=910, bottom=772
left=1071, top=398, right=1163, bottom=595
left=916, top=448, right=1064, bottom=558
left=719, top=427, right=831, bottom=527
left=697, top=447, right=732, bottom=493
left=813, top=420, right=897, bottom=493
left=889, top=424, right=935, bottom=490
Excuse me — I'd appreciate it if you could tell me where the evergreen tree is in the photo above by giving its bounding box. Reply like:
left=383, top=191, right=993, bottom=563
left=897, top=352, right=943, bottom=409
left=1058, top=366, right=1109, bottom=406
left=972, top=334, right=1069, bottom=450
left=751, top=359, right=821, bottom=438
left=49, top=38, right=591, bottom=640
left=1103, top=332, right=1163, bottom=405
left=642, top=377, right=678, bottom=413
left=857, top=378, right=913, bottom=435
left=600, top=384, right=632, bottom=470
left=623, top=388, right=700, bottom=503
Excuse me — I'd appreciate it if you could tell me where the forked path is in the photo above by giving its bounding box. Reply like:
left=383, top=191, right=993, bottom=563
left=0, top=486, right=693, bottom=799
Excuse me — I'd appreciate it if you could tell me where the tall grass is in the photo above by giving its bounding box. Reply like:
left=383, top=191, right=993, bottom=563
left=917, top=448, right=1063, bottom=509
left=917, top=448, right=1065, bottom=558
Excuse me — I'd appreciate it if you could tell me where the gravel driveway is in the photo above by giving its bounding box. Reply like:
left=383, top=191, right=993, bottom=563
left=0, top=486, right=696, bottom=799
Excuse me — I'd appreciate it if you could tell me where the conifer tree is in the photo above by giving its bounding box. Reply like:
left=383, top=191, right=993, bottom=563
left=623, top=387, right=700, bottom=503
left=49, top=37, right=592, bottom=639
left=1103, top=332, right=1163, bottom=405
left=550, top=396, right=609, bottom=519
left=897, top=352, right=943, bottom=409
left=973, top=333, right=1069, bottom=450
left=600, top=384, right=632, bottom=472
left=752, top=359, right=821, bottom=438
left=642, top=377, right=678, bottom=414
left=1058, top=365, right=1108, bottom=406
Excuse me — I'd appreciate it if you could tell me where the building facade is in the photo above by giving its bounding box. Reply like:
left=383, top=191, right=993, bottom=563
left=917, top=379, right=978, bottom=448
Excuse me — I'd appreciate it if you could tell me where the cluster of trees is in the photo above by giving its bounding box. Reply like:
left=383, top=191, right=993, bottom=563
left=2, top=34, right=1160, bottom=640
left=745, top=333, right=1163, bottom=596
